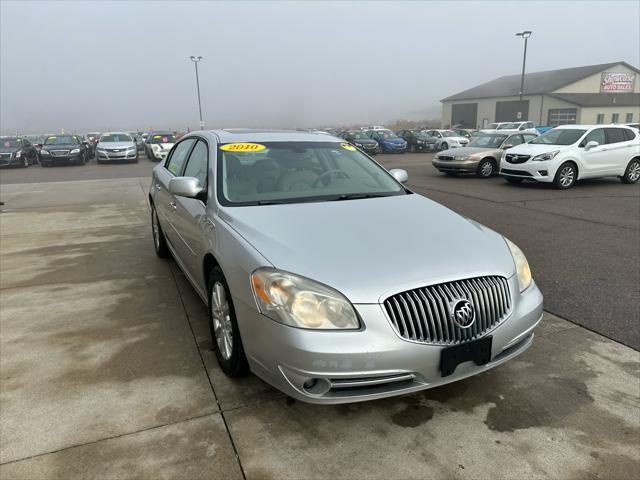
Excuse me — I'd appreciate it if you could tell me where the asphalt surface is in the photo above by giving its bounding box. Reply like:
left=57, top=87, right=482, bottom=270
left=1, top=152, right=638, bottom=349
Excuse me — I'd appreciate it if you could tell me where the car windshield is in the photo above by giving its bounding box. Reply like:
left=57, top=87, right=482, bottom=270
left=150, top=134, right=176, bottom=144
left=468, top=135, right=508, bottom=148
left=217, top=141, right=406, bottom=206
left=100, top=134, right=133, bottom=142
left=530, top=129, right=586, bottom=145
left=346, top=132, right=368, bottom=140
left=2, top=138, right=22, bottom=148
left=498, top=123, right=518, bottom=129
left=44, top=135, right=79, bottom=145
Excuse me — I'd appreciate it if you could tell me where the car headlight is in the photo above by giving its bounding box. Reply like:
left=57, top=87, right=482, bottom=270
left=505, top=238, right=532, bottom=292
left=532, top=151, right=559, bottom=161
left=126, top=146, right=136, bottom=151
left=416, top=140, right=425, bottom=144
left=354, top=143, right=363, bottom=148
left=40, top=149, right=50, bottom=155
left=70, top=148, right=80, bottom=154
left=454, top=155, right=468, bottom=161
left=251, top=268, right=359, bottom=329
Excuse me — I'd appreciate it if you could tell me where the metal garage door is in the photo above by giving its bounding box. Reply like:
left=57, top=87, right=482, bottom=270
left=451, top=103, right=478, bottom=128
left=496, top=100, right=529, bottom=122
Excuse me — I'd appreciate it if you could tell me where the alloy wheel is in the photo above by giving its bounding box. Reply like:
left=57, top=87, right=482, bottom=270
left=480, top=161, right=493, bottom=177
left=211, top=282, right=233, bottom=360
left=559, top=165, right=575, bottom=187
left=629, top=161, right=640, bottom=182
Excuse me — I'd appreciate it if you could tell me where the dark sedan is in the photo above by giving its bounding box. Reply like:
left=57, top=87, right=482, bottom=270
left=39, top=135, right=88, bottom=167
left=0, top=137, right=39, bottom=167
left=340, top=130, right=379, bottom=155
left=397, top=129, right=438, bottom=152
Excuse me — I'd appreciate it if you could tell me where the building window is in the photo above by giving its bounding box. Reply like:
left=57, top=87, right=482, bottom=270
left=612, top=113, right=619, bottom=124
left=596, top=114, right=605, bottom=124
left=626, top=113, right=634, bottom=123
left=548, top=108, right=577, bottom=127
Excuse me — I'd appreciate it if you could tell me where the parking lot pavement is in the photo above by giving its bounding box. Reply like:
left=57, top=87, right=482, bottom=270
left=1, top=177, right=638, bottom=479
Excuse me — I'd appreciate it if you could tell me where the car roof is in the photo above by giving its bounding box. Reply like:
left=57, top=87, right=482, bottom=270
left=209, top=129, right=343, bottom=143
left=552, top=124, right=633, bottom=129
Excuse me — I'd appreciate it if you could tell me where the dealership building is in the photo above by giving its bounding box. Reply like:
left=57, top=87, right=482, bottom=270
left=441, top=61, right=640, bottom=129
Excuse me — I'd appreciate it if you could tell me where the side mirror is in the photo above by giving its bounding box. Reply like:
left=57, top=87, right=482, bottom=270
left=389, top=168, right=408, bottom=183
left=585, top=140, right=599, bottom=150
left=502, top=144, right=513, bottom=149
left=168, top=177, right=204, bottom=199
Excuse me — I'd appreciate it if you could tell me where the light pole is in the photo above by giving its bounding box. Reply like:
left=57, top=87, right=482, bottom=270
left=189, top=56, right=204, bottom=130
left=515, top=30, right=532, bottom=121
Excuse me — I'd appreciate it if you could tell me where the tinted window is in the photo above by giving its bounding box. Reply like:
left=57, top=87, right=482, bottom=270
left=605, top=128, right=626, bottom=144
left=183, top=140, right=208, bottom=188
left=583, top=129, right=605, bottom=146
left=623, top=129, right=637, bottom=141
left=166, top=138, right=195, bottom=175
left=531, top=129, right=586, bottom=145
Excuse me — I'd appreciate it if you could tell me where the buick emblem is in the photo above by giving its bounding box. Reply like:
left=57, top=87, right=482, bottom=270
left=451, top=299, right=475, bottom=329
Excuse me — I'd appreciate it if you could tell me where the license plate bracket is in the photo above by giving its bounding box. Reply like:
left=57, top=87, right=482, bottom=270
left=441, top=336, right=492, bottom=377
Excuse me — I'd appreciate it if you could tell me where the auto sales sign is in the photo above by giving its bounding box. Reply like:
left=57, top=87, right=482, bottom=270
left=600, top=72, right=636, bottom=92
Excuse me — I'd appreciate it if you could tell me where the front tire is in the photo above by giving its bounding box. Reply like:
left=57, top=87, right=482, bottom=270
left=553, top=162, right=577, bottom=189
left=476, top=158, right=496, bottom=178
left=207, top=267, right=250, bottom=378
left=151, top=204, right=170, bottom=258
left=440, top=142, right=448, bottom=151
left=621, top=158, right=640, bottom=184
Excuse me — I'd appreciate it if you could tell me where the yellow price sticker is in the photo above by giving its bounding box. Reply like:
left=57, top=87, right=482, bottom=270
left=340, top=142, right=356, bottom=151
left=220, top=143, right=266, bottom=152
left=153, top=135, right=162, bottom=139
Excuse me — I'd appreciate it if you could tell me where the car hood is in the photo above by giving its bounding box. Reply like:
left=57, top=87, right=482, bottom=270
left=220, top=194, right=515, bottom=303
left=97, top=142, right=135, bottom=149
left=381, top=137, right=406, bottom=145
left=351, top=139, right=377, bottom=145
left=439, top=146, right=500, bottom=157
left=442, top=136, right=468, bottom=143
left=505, top=143, right=570, bottom=155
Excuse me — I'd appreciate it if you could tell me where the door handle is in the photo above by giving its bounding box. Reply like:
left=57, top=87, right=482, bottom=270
left=155, top=183, right=162, bottom=190
left=169, top=201, right=177, bottom=210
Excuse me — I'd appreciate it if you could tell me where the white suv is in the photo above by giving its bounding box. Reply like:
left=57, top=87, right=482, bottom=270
left=499, top=125, right=640, bottom=189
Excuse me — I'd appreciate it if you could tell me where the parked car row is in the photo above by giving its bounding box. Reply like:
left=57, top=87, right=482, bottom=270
left=433, top=124, right=640, bottom=188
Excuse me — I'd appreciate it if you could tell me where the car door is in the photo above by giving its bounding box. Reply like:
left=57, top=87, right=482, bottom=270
left=154, top=138, right=196, bottom=250
left=604, top=128, right=634, bottom=175
left=171, top=138, right=211, bottom=286
left=578, top=128, right=608, bottom=177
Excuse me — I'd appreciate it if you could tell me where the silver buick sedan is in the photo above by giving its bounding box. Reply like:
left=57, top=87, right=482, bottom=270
left=149, top=129, right=543, bottom=404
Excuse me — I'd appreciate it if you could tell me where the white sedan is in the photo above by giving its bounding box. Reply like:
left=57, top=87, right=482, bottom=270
left=424, top=130, right=470, bottom=151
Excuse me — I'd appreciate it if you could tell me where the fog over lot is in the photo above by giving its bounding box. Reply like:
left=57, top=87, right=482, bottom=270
left=1, top=0, right=638, bottom=133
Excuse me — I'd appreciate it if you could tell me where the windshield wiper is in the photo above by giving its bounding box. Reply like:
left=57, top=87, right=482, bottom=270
left=334, top=193, right=389, bottom=201
left=257, top=200, right=286, bottom=205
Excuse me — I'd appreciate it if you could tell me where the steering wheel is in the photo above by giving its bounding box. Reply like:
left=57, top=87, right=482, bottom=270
left=311, top=169, right=350, bottom=187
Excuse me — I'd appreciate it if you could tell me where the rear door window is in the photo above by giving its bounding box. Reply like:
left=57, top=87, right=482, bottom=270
left=605, top=128, right=627, bottom=144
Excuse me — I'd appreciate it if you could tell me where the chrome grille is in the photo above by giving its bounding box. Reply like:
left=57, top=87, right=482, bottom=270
left=51, top=150, right=69, bottom=157
left=383, top=276, right=511, bottom=345
left=506, top=154, right=531, bottom=164
left=0, top=153, right=11, bottom=159
left=438, top=155, right=454, bottom=161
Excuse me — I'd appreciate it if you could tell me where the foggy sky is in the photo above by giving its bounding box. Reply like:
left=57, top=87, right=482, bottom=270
left=1, top=0, right=639, bottom=134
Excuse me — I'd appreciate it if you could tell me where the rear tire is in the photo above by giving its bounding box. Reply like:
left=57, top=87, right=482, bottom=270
left=440, top=142, right=448, bottom=151
left=620, top=158, right=640, bottom=184
left=207, top=267, right=250, bottom=378
left=151, top=204, right=171, bottom=258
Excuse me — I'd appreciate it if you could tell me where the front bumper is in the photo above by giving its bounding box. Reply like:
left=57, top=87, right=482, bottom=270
left=382, top=144, right=407, bottom=153
left=236, top=276, right=543, bottom=404
left=96, top=149, right=137, bottom=162
left=499, top=159, right=555, bottom=183
left=149, top=150, right=170, bottom=161
left=40, top=153, right=83, bottom=164
left=432, top=157, right=481, bottom=173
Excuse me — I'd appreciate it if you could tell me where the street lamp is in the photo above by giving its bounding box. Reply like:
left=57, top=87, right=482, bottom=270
left=515, top=30, right=532, bottom=121
left=189, top=56, right=204, bottom=130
